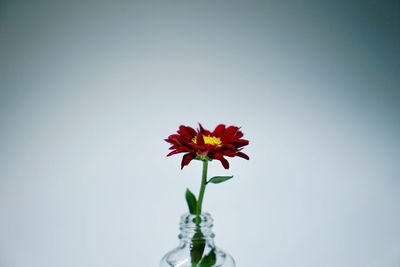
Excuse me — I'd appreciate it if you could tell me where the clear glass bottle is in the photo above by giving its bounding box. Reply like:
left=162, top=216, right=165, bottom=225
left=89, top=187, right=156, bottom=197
left=160, top=212, right=236, bottom=267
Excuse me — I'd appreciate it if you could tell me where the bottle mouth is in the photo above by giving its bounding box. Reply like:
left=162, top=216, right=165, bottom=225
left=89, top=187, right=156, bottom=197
left=180, top=212, right=213, bottom=226
left=179, top=212, right=215, bottom=241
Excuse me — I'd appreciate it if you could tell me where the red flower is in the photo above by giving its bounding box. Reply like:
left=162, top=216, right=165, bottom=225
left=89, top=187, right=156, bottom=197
left=165, top=124, right=249, bottom=169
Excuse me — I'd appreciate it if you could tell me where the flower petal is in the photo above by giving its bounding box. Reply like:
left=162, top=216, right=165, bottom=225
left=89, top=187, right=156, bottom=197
left=178, top=125, right=196, bottom=139
left=213, top=153, right=230, bottom=169
left=198, top=123, right=211, bottom=135
left=221, top=150, right=236, bottom=157
left=212, top=124, right=225, bottom=137
left=196, top=133, right=205, bottom=146
left=167, top=147, right=188, bottom=157
left=224, top=125, right=240, bottom=137
left=236, top=151, right=250, bottom=160
left=181, top=153, right=196, bottom=169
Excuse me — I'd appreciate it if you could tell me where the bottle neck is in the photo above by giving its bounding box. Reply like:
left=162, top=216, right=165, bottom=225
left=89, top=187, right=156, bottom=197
left=178, top=212, right=215, bottom=243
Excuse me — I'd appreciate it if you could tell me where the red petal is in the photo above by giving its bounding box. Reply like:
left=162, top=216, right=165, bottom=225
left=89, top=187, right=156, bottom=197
left=222, top=150, right=236, bottom=157
left=224, top=126, right=239, bottom=137
left=178, top=125, right=196, bottom=139
left=236, top=152, right=250, bottom=160
left=213, top=153, right=230, bottom=169
left=181, top=153, right=196, bottom=169
left=221, top=144, right=235, bottom=150
left=212, top=124, right=225, bottom=137
left=198, top=123, right=211, bottom=135
left=196, top=133, right=205, bottom=146
left=165, top=134, right=180, bottom=144
left=167, top=147, right=188, bottom=157
left=235, top=130, right=244, bottom=138
left=230, top=139, right=249, bottom=148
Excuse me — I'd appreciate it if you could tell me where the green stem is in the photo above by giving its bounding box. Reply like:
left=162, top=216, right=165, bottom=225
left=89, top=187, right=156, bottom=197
left=191, top=160, right=209, bottom=266
left=196, top=160, right=208, bottom=217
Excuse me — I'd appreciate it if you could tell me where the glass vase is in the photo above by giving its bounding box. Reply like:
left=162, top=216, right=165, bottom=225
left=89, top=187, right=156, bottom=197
left=160, top=212, right=236, bottom=267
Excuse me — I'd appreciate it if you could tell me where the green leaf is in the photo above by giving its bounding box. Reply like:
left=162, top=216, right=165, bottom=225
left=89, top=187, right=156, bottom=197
left=199, top=248, right=216, bottom=267
left=185, top=188, right=197, bottom=215
left=191, top=230, right=205, bottom=265
left=208, top=176, right=234, bottom=184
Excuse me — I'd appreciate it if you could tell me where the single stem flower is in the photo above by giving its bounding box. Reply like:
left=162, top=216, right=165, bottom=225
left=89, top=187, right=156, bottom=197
left=165, top=123, right=250, bottom=266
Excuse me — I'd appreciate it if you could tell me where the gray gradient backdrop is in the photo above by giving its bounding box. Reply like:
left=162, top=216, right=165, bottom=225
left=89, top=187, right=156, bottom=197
left=1, top=1, right=399, bottom=267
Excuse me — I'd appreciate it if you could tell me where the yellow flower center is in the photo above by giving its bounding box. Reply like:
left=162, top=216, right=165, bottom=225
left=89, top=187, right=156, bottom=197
left=204, top=135, right=222, bottom=145
left=192, top=135, right=222, bottom=146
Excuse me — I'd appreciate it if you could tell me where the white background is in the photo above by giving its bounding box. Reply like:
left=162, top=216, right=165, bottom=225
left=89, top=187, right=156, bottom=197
left=1, top=1, right=399, bottom=266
